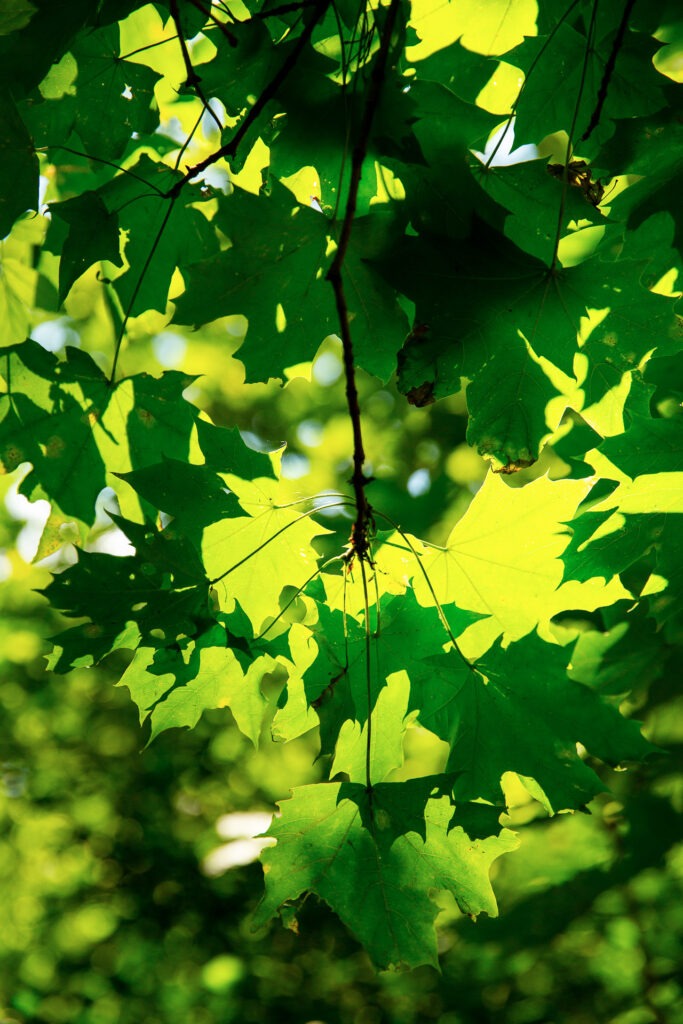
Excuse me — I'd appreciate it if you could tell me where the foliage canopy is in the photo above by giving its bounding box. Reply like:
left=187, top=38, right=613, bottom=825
left=1, top=0, right=682, bottom=972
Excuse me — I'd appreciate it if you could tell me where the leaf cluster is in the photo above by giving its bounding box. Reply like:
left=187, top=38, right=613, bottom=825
left=1, top=0, right=681, bottom=969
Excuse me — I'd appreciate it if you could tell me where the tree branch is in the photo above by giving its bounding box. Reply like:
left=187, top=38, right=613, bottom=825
left=237, top=0, right=317, bottom=21
left=185, top=0, right=238, bottom=46
left=326, top=0, right=401, bottom=561
left=169, top=0, right=223, bottom=133
left=167, top=0, right=330, bottom=197
left=580, top=0, right=637, bottom=143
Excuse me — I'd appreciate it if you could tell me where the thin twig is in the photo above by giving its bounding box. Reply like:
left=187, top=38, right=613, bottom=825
left=208, top=501, right=347, bottom=585
left=169, top=0, right=223, bottom=132
left=484, top=0, right=582, bottom=170
left=237, top=0, right=317, bottom=21
left=371, top=508, right=474, bottom=672
left=38, top=145, right=166, bottom=194
left=119, top=35, right=179, bottom=60
left=326, top=0, right=401, bottom=561
left=110, top=1, right=328, bottom=378
left=167, top=0, right=330, bottom=197
left=580, top=0, right=637, bottom=142
left=253, top=555, right=344, bottom=640
left=185, top=0, right=238, bottom=45
left=549, top=0, right=600, bottom=272
left=109, top=196, right=177, bottom=384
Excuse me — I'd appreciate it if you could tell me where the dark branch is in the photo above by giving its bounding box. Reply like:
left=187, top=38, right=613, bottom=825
left=580, top=0, right=637, bottom=143
left=169, top=0, right=223, bottom=132
left=326, top=0, right=401, bottom=561
left=549, top=0, right=600, bottom=272
left=237, top=0, right=317, bottom=22
left=185, top=0, right=238, bottom=46
left=167, top=0, right=330, bottom=197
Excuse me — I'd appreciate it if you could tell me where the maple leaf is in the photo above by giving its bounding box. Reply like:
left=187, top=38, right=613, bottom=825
left=253, top=781, right=518, bottom=970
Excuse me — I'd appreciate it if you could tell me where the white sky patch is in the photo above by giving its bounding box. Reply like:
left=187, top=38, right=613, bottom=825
left=313, top=349, right=343, bottom=385
left=216, top=811, right=273, bottom=839
left=281, top=453, right=310, bottom=479
left=472, top=119, right=538, bottom=167
left=87, top=487, right=135, bottom=557
left=32, top=318, right=80, bottom=353
left=5, top=469, right=51, bottom=563
left=202, top=811, right=275, bottom=876
left=407, top=468, right=431, bottom=497
left=296, top=419, right=323, bottom=447
left=152, top=330, right=187, bottom=367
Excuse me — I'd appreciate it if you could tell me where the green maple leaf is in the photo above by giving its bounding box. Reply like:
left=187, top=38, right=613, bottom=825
left=383, top=80, right=498, bottom=243
left=598, top=414, right=683, bottom=477
left=117, top=458, right=241, bottom=546
left=0, top=341, right=199, bottom=538
left=253, top=781, right=518, bottom=970
left=410, top=472, right=628, bottom=656
left=380, top=213, right=678, bottom=467
left=0, top=92, right=39, bottom=237
left=0, top=342, right=108, bottom=525
left=284, top=587, right=481, bottom=757
left=45, top=190, right=123, bottom=303
left=465, top=341, right=558, bottom=472
left=173, top=183, right=335, bottom=377
left=577, top=216, right=681, bottom=408
left=329, top=670, right=413, bottom=784
left=562, top=471, right=683, bottom=637
left=96, top=154, right=218, bottom=316
left=69, top=24, right=160, bottom=160
left=507, top=22, right=665, bottom=147
left=472, top=156, right=604, bottom=266
left=413, top=633, right=652, bottom=811
left=409, top=37, right=496, bottom=105
left=201, top=475, right=331, bottom=631
left=600, top=105, right=683, bottom=252
left=43, top=516, right=209, bottom=672
left=196, top=419, right=279, bottom=480
left=383, top=221, right=582, bottom=387
left=119, top=624, right=276, bottom=744
left=174, top=183, right=406, bottom=382
left=0, top=0, right=37, bottom=37
left=194, top=18, right=287, bottom=118
left=0, top=0, right=92, bottom=97
left=569, top=605, right=667, bottom=699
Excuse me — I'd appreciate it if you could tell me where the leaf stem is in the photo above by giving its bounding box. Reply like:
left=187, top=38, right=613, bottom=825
left=253, top=555, right=344, bottom=640
left=208, top=500, right=346, bottom=585
left=109, top=195, right=178, bottom=384
left=359, top=555, right=373, bottom=792
left=371, top=508, right=474, bottom=671
left=119, top=35, right=179, bottom=61
left=37, top=145, right=166, bottom=194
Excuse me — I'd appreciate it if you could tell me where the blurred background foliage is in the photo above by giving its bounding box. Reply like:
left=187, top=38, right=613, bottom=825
left=2, top=0, right=683, bottom=1019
